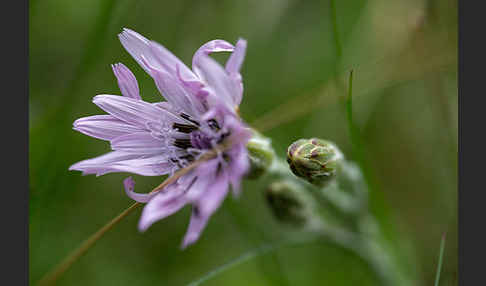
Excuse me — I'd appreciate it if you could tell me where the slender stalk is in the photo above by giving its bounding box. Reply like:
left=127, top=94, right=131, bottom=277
left=330, top=0, right=342, bottom=61
left=187, top=242, right=283, bottom=286
left=251, top=84, right=336, bottom=132
left=37, top=202, right=141, bottom=286
left=346, top=69, right=362, bottom=160
left=434, top=233, right=447, bottom=286
left=251, top=43, right=454, bottom=134
left=37, top=149, right=219, bottom=286
left=186, top=220, right=406, bottom=286
left=269, top=157, right=411, bottom=285
left=186, top=237, right=316, bottom=286
left=225, top=205, right=291, bottom=286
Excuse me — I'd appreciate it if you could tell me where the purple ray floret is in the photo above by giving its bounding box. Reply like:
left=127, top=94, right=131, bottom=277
left=70, top=28, right=251, bottom=248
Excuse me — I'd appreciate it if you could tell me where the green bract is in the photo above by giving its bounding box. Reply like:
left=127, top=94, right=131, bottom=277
left=246, top=130, right=275, bottom=179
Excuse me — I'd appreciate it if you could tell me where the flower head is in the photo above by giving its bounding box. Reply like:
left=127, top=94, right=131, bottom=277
left=287, top=138, right=343, bottom=187
left=70, top=29, right=251, bottom=248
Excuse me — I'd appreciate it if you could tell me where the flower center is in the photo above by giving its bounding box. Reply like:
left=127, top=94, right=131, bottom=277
left=167, top=113, right=231, bottom=169
left=190, top=130, right=212, bottom=149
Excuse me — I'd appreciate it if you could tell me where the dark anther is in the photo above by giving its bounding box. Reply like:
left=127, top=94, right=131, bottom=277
left=179, top=154, right=195, bottom=162
left=173, top=122, right=199, bottom=133
left=180, top=113, right=200, bottom=126
left=193, top=206, right=200, bottom=217
left=216, top=162, right=222, bottom=175
left=173, top=138, right=193, bottom=149
left=222, top=153, right=230, bottom=162
left=207, top=119, right=220, bottom=131
left=217, top=131, right=230, bottom=144
left=170, top=158, right=183, bottom=168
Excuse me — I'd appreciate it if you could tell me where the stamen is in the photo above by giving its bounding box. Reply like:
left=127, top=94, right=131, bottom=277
left=179, top=154, right=195, bottom=162
left=180, top=113, right=200, bottom=126
left=217, top=131, right=230, bottom=144
left=173, top=122, right=199, bottom=133
left=222, top=153, right=230, bottom=162
left=216, top=162, right=223, bottom=175
left=192, top=206, right=200, bottom=217
left=170, top=158, right=183, bottom=168
left=207, top=119, right=220, bottom=131
left=174, top=138, right=193, bottom=149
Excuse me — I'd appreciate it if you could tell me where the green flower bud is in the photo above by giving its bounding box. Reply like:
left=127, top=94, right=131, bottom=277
left=246, top=130, right=275, bottom=179
left=287, top=138, right=343, bottom=187
left=265, top=180, right=314, bottom=226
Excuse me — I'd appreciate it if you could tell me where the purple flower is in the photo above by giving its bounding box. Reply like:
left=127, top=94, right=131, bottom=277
left=70, top=29, right=251, bottom=248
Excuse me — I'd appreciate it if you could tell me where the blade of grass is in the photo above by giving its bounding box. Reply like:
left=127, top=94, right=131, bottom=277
left=330, top=0, right=342, bottom=62
left=251, top=39, right=455, bottom=134
left=186, top=237, right=314, bottom=286
left=346, top=69, right=363, bottom=162
left=225, top=204, right=291, bottom=286
left=37, top=202, right=141, bottom=286
left=434, top=233, right=447, bottom=286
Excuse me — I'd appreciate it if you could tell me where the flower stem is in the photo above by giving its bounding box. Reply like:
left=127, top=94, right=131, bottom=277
left=267, top=157, right=413, bottom=285
left=186, top=237, right=316, bottom=286
left=37, top=149, right=219, bottom=286
left=330, top=0, right=342, bottom=61
left=434, top=233, right=447, bottom=286
left=37, top=202, right=141, bottom=286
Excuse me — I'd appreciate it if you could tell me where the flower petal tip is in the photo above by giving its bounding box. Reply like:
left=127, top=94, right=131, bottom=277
left=181, top=234, right=197, bottom=249
left=137, top=220, right=151, bottom=233
left=236, top=38, right=247, bottom=47
left=123, top=176, right=135, bottom=190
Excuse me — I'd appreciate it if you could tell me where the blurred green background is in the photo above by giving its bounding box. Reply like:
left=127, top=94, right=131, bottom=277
left=29, top=0, right=457, bottom=285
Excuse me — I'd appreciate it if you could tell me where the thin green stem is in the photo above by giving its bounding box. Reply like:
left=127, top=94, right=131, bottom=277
left=225, top=205, right=291, bottom=286
left=345, top=69, right=376, bottom=194
left=186, top=237, right=315, bottom=286
left=346, top=69, right=362, bottom=162
left=330, top=0, right=342, bottom=61
left=37, top=202, right=141, bottom=286
left=187, top=242, right=283, bottom=286
left=268, top=156, right=411, bottom=286
left=434, top=233, right=447, bottom=286
left=36, top=149, right=219, bottom=286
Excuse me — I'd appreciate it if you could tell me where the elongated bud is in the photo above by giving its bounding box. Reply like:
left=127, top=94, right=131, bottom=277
left=265, top=180, right=316, bottom=227
left=246, top=130, right=275, bottom=179
left=287, top=138, right=343, bottom=187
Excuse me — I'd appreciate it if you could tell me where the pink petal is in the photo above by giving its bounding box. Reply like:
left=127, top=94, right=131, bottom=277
left=197, top=169, right=230, bottom=217
left=69, top=151, right=173, bottom=176
left=192, top=39, right=234, bottom=71
left=123, top=177, right=157, bottom=203
left=111, top=63, right=141, bottom=100
left=110, top=132, right=167, bottom=155
left=181, top=208, right=210, bottom=248
left=225, top=38, right=246, bottom=75
left=138, top=186, right=188, bottom=232
left=93, top=94, right=171, bottom=128
left=225, top=39, right=247, bottom=105
left=193, top=54, right=238, bottom=110
left=73, top=115, right=143, bottom=141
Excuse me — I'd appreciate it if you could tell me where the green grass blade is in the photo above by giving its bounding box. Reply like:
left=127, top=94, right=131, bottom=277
left=186, top=238, right=314, bottom=286
left=346, top=69, right=362, bottom=162
left=330, top=0, right=342, bottom=60
left=434, top=233, right=447, bottom=286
